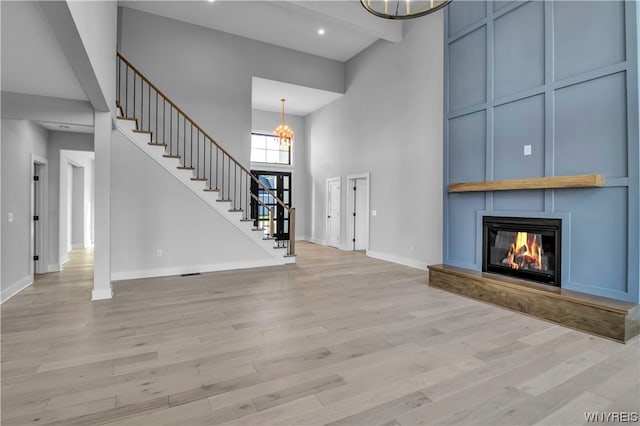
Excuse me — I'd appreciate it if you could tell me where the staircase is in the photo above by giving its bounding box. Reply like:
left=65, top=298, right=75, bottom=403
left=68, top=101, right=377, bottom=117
left=115, top=53, right=296, bottom=264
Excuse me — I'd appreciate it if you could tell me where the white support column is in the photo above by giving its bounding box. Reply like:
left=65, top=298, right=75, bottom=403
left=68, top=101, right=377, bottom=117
left=92, top=111, right=112, bottom=300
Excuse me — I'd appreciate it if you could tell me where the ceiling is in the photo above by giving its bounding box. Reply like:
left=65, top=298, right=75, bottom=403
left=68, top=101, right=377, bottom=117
left=1, top=1, right=401, bottom=123
left=120, top=1, right=399, bottom=115
left=252, top=77, right=342, bottom=115
left=0, top=1, right=87, bottom=101
left=119, top=1, right=403, bottom=62
left=38, top=121, right=94, bottom=134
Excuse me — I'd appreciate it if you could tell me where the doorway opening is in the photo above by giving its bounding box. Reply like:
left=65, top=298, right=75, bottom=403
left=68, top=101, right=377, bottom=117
left=251, top=170, right=292, bottom=242
left=31, top=155, right=48, bottom=275
left=347, top=174, right=370, bottom=252
left=326, top=177, right=341, bottom=248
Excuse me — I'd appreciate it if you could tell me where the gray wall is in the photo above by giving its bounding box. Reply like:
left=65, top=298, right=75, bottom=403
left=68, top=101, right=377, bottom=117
left=118, top=6, right=344, bottom=166
left=251, top=109, right=310, bottom=239
left=444, top=1, right=639, bottom=303
left=1, top=119, right=48, bottom=300
left=46, top=131, right=94, bottom=269
left=306, top=14, right=444, bottom=268
left=110, top=129, right=277, bottom=279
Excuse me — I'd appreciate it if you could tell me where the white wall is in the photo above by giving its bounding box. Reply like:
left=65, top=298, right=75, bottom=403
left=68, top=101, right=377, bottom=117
left=110, top=129, right=278, bottom=280
left=118, top=7, right=344, bottom=166
left=251, top=109, right=310, bottom=239
left=46, top=132, right=93, bottom=270
left=1, top=119, right=48, bottom=301
left=306, top=15, right=444, bottom=269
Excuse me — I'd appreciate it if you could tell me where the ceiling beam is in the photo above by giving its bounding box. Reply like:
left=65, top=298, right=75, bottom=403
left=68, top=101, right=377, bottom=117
left=36, top=1, right=109, bottom=112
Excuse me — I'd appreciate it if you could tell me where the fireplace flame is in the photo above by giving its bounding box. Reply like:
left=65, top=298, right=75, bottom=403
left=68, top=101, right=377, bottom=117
left=505, top=232, right=543, bottom=270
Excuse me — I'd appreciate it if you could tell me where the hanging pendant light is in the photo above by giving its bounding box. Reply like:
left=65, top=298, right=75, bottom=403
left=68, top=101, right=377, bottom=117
left=360, top=0, right=451, bottom=20
left=274, top=99, right=293, bottom=148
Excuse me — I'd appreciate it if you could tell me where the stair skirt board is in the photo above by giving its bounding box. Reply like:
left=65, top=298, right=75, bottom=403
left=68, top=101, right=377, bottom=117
left=115, top=122, right=290, bottom=264
left=111, top=258, right=285, bottom=281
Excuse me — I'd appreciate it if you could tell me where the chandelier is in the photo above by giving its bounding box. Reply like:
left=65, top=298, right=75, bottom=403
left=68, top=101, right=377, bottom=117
left=360, top=0, right=452, bottom=20
left=274, top=99, right=293, bottom=147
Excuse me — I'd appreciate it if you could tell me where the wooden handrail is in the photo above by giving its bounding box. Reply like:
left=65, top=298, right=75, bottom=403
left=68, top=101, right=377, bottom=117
left=116, top=52, right=290, bottom=212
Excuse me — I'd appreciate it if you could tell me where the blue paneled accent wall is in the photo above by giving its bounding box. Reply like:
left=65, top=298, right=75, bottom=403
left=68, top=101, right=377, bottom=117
left=443, top=1, right=640, bottom=303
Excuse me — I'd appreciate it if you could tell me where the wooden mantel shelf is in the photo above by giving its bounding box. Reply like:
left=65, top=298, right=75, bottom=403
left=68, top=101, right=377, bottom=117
left=448, top=174, right=605, bottom=193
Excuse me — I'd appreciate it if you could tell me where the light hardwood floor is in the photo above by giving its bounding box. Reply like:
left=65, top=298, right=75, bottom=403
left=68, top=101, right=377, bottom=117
left=2, top=242, right=638, bottom=425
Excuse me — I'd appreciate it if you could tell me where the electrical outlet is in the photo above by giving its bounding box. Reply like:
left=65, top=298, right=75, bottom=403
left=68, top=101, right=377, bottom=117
left=524, top=145, right=532, bottom=156
left=371, top=210, right=377, bottom=217
left=156, top=249, right=163, bottom=257
left=410, top=244, right=415, bottom=252
left=7, top=212, right=13, bottom=223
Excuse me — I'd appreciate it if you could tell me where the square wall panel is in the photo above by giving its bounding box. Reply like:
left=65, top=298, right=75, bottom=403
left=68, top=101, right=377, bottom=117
left=554, top=1, right=625, bottom=81
left=449, top=27, right=487, bottom=111
left=555, top=72, right=627, bottom=177
left=494, top=1, right=544, bottom=98
left=448, top=192, right=486, bottom=265
left=493, top=94, right=545, bottom=180
left=555, top=187, right=628, bottom=293
left=449, top=110, right=486, bottom=183
left=493, top=190, right=544, bottom=212
left=448, top=1, right=487, bottom=36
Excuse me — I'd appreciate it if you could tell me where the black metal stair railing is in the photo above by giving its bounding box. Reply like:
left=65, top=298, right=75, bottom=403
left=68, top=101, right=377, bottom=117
left=116, top=52, right=295, bottom=257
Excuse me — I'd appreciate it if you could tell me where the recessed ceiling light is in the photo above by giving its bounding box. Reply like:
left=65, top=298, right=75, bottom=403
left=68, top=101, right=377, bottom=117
left=59, top=125, right=70, bottom=129
left=318, top=28, right=325, bottom=36
left=208, top=0, right=215, bottom=3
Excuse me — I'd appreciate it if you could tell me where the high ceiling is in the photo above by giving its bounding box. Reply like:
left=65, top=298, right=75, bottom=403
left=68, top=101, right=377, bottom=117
left=119, top=1, right=403, bottom=62
left=1, top=1, right=403, bottom=121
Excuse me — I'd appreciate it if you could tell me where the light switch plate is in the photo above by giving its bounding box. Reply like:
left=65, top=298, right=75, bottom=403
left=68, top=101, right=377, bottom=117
left=524, top=145, right=532, bottom=156
left=8, top=212, right=13, bottom=223
left=371, top=210, right=377, bottom=217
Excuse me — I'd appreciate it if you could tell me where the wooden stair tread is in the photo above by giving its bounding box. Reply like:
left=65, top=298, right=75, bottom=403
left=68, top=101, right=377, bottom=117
left=228, top=209, right=243, bottom=212
left=163, top=154, right=181, bottom=159
left=133, top=130, right=152, bottom=135
left=190, top=177, right=207, bottom=181
left=149, top=142, right=167, bottom=147
left=203, top=188, right=219, bottom=192
left=252, top=228, right=265, bottom=232
left=216, top=199, right=232, bottom=202
left=240, top=219, right=255, bottom=222
left=177, top=166, right=194, bottom=170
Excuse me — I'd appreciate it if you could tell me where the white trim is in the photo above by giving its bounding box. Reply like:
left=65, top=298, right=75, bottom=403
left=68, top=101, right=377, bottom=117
left=60, top=253, right=69, bottom=265
left=366, top=250, right=427, bottom=271
left=91, top=288, right=113, bottom=300
left=30, top=155, right=48, bottom=275
left=347, top=173, right=370, bottom=252
left=1, top=276, right=33, bottom=304
left=326, top=177, right=341, bottom=249
left=111, top=258, right=283, bottom=281
left=308, top=237, right=327, bottom=246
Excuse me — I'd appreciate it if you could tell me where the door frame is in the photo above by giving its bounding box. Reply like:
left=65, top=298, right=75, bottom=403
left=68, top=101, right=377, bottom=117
left=326, top=177, right=341, bottom=248
left=31, top=154, right=48, bottom=275
left=347, top=173, right=370, bottom=252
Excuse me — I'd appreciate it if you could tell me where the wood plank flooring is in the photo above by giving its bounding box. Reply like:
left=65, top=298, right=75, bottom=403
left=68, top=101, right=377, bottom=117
left=2, top=242, right=638, bottom=425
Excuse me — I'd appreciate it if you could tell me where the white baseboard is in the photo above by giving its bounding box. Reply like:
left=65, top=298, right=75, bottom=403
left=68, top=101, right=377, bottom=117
left=308, top=237, right=327, bottom=246
left=111, top=258, right=284, bottom=282
left=48, top=264, right=61, bottom=272
left=1, top=275, right=33, bottom=304
left=366, top=250, right=428, bottom=270
left=91, top=288, right=113, bottom=300
left=60, top=253, right=69, bottom=265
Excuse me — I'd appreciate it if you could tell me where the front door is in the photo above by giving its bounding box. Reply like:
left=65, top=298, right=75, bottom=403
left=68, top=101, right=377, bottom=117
left=326, top=178, right=341, bottom=248
left=251, top=171, right=291, bottom=240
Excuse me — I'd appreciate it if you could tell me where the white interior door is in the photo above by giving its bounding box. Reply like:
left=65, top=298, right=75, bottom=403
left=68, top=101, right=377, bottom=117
left=326, top=178, right=341, bottom=248
left=354, top=178, right=368, bottom=250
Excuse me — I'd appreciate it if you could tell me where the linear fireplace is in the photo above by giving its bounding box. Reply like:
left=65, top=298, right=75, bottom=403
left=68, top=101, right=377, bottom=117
left=482, top=216, right=561, bottom=287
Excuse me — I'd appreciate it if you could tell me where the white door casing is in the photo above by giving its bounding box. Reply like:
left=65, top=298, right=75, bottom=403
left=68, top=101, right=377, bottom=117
left=326, top=177, right=341, bottom=248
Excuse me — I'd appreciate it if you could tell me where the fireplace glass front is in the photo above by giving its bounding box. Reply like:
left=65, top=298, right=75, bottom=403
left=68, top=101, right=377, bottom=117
left=482, top=216, right=561, bottom=287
